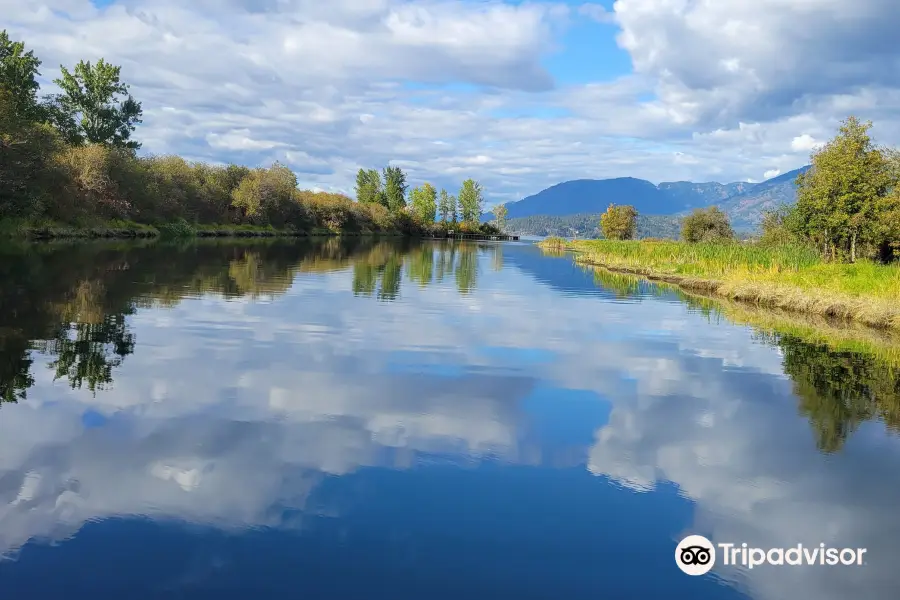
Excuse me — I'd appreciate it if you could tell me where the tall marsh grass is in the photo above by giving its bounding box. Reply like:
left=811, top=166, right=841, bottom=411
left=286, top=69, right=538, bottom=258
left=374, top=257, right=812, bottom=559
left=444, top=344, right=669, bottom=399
left=568, top=239, right=900, bottom=329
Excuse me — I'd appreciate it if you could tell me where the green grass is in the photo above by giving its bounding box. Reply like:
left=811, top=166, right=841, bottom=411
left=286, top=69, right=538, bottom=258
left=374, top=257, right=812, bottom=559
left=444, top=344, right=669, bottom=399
left=566, top=239, right=900, bottom=329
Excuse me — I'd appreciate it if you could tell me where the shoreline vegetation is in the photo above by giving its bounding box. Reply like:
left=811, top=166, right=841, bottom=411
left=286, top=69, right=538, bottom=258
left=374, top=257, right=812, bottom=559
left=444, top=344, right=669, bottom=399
left=588, top=266, right=900, bottom=368
left=539, top=238, right=900, bottom=330
left=1, top=31, right=504, bottom=241
left=540, top=115, right=900, bottom=331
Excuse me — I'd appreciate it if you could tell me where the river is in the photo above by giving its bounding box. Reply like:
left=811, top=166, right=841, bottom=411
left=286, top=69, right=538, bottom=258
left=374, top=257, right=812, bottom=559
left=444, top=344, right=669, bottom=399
left=1, top=237, right=898, bottom=599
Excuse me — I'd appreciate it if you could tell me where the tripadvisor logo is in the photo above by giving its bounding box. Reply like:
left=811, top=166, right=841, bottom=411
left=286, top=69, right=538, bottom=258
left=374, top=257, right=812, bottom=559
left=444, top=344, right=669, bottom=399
left=675, top=535, right=868, bottom=575
left=676, top=535, right=716, bottom=576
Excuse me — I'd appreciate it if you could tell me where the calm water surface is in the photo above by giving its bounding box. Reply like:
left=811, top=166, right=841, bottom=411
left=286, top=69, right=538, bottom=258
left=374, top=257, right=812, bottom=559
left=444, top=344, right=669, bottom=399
left=1, top=238, right=899, bottom=599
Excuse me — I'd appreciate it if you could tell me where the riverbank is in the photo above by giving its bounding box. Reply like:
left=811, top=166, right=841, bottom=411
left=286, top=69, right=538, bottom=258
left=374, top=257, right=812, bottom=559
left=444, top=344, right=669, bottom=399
left=0, top=219, right=458, bottom=241
left=542, top=238, right=900, bottom=330
left=589, top=266, right=900, bottom=367
left=1, top=219, right=512, bottom=241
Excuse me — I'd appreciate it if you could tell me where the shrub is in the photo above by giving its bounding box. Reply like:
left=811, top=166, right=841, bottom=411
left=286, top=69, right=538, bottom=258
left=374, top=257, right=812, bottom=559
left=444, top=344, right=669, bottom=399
left=681, top=206, right=734, bottom=243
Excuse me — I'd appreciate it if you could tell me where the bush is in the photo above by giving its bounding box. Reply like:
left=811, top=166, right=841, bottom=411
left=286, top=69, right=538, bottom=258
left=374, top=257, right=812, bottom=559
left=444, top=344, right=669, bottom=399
left=681, top=206, right=734, bottom=243
left=157, top=218, right=196, bottom=238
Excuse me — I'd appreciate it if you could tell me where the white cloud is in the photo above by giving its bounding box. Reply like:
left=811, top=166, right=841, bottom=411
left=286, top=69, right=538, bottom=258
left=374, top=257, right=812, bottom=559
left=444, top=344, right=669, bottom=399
left=763, top=168, right=780, bottom=179
left=2, top=0, right=898, bottom=202
left=791, top=134, right=824, bottom=152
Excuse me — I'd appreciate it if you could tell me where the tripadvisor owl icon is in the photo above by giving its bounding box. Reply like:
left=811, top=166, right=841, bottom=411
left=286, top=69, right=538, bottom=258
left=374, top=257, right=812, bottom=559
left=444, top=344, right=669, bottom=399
left=676, top=535, right=716, bottom=576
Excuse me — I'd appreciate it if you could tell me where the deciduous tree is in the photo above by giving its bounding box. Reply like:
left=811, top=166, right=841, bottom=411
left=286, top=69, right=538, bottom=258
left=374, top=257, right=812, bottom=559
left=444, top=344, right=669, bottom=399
left=599, top=204, right=637, bottom=240
left=457, top=178, right=483, bottom=224
left=355, top=168, right=382, bottom=204
left=46, top=58, right=143, bottom=149
left=382, top=165, right=407, bottom=212
left=0, top=30, right=43, bottom=122
left=410, top=182, right=437, bottom=224
left=792, top=116, right=894, bottom=261
left=492, top=202, right=508, bottom=230
left=438, top=188, right=453, bottom=222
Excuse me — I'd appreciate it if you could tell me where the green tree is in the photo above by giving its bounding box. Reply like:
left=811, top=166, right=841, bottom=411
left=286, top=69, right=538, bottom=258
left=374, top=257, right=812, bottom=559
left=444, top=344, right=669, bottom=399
left=382, top=165, right=407, bottom=212
left=681, top=206, right=734, bottom=243
left=599, top=204, right=637, bottom=240
left=46, top=58, right=143, bottom=149
left=355, top=168, right=382, bottom=204
left=450, top=193, right=459, bottom=223
left=0, top=30, right=44, bottom=122
left=792, top=116, right=895, bottom=262
left=409, top=182, right=437, bottom=223
left=492, top=202, right=508, bottom=231
left=458, top=178, right=483, bottom=224
left=438, top=188, right=453, bottom=222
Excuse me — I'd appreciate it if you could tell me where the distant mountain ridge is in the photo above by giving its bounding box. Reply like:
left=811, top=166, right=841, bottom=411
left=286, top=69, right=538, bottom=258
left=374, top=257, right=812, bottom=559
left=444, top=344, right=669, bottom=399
left=711, top=166, right=811, bottom=229
left=486, top=166, right=810, bottom=233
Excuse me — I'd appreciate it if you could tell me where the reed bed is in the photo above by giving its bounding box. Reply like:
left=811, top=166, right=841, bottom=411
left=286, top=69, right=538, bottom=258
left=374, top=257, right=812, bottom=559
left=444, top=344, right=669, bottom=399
left=566, top=239, right=900, bottom=329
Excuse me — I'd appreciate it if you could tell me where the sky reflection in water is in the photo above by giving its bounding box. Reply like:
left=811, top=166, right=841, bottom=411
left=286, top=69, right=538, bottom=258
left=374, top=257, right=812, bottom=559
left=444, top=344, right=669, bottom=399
left=0, top=238, right=898, bottom=599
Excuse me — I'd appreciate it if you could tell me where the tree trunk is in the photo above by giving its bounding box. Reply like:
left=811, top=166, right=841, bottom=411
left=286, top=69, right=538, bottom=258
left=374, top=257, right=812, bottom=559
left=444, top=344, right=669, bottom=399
left=851, top=230, right=857, bottom=263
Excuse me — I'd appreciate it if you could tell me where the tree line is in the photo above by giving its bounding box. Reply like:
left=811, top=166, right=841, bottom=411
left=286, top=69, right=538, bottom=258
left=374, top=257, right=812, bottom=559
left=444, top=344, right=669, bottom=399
left=595, top=117, right=899, bottom=262
left=355, top=167, right=508, bottom=232
left=0, top=30, right=500, bottom=236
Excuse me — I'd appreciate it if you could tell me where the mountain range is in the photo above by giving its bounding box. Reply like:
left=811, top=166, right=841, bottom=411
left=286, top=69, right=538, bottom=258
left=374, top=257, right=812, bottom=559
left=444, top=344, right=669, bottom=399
left=487, top=166, right=810, bottom=236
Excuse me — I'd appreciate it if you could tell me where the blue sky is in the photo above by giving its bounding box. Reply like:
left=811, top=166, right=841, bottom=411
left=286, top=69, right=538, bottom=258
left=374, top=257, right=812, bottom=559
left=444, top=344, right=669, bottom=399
left=8, top=0, right=900, bottom=205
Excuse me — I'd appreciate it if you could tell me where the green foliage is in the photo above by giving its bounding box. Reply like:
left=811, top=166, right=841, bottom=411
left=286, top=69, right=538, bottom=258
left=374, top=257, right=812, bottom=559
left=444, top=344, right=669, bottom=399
left=409, top=182, right=437, bottom=223
left=0, top=32, right=501, bottom=239
left=681, top=206, right=735, bottom=243
left=355, top=168, right=382, bottom=205
left=230, top=161, right=299, bottom=226
left=0, top=30, right=44, bottom=122
left=157, top=218, right=196, bottom=238
left=47, top=58, right=143, bottom=149
left=0, top=89, right=64, bottom=218
left=438, top=188, right=454, bottom=222
left=792, top=116, right=898, bottom=262
left=492, top=202, right=508, bottom=230
left=478, top=222, right=501, bottom=235
left=759, top=204, right=803, bottom=247
left=599, top=203, right=637, bottom=240
left=457, top=178, right=483, bottom=224
left=382, top=165, right=407, bottom=212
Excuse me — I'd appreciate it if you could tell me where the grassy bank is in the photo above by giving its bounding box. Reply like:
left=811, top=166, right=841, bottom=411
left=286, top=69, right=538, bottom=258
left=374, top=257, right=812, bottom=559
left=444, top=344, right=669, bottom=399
left=545, top=239, right=900, bottom=329
left=593, top=267, right=900, bottom=367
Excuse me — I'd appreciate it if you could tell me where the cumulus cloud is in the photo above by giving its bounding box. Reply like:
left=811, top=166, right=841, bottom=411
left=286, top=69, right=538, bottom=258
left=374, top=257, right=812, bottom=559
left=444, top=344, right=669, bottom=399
left=3, top=0, right=898, bottom=203
left=791, top=134, right=824, bottom=152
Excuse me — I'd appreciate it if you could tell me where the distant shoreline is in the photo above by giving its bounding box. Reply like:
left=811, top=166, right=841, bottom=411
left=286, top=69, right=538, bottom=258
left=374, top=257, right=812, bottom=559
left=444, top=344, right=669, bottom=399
left=1, top=221, right=406, bottom=241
